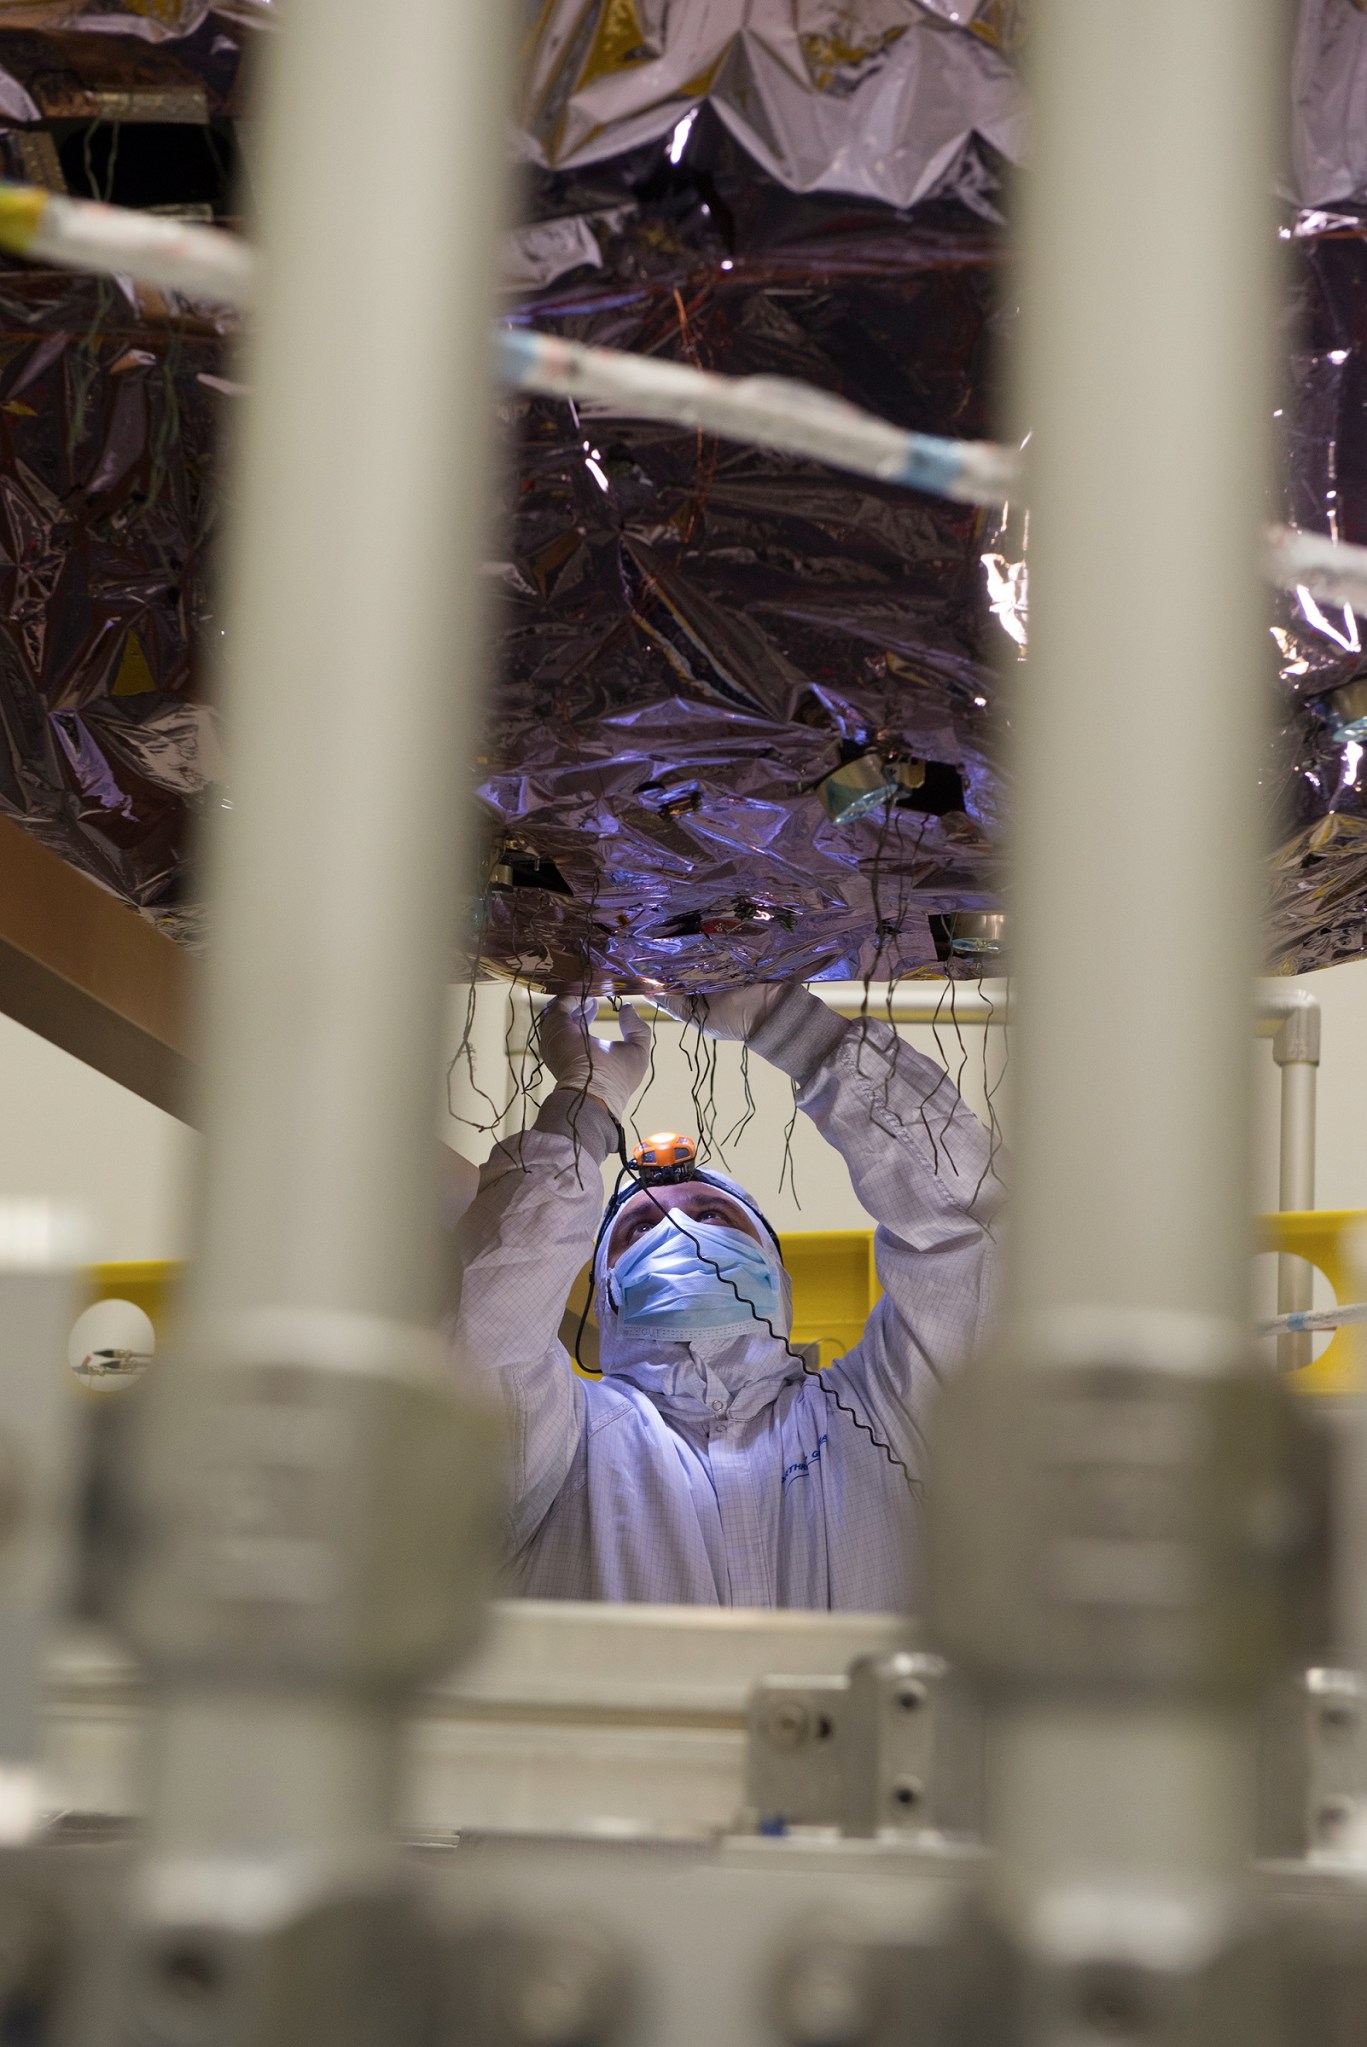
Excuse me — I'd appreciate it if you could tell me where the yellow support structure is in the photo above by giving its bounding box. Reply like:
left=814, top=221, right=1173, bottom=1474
left=84, top=1259, right=179, bottom=1331
left=562, top=1230, right=882, bottom=1376
left=782, top=1230, right=881, bottom=1369
left=84, top=1224, right=1366, bottom=1399
left=1256, top=1210, right=1367, bottom=1396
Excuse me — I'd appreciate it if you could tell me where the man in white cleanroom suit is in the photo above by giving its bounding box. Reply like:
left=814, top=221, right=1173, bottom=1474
left=454, top=981, right=1001, bottom=1609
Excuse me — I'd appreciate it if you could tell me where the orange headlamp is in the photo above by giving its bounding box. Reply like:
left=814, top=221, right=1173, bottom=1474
left=632, top=1131, right=698, bottom=1184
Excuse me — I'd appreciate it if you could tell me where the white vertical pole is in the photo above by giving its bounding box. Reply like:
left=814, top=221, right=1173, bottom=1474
left=117, top=0, right=513, bottom=1976
left=190, top=0, right=509, bottom=1334
left=1003, top=0, right=1283, bottom=1893
left=0, top=1205, right=85, bottom=1841
left=1007, top=0, right=1284, bottom=1902
left=1274, top=1004, right=1319, bottom=1372
left=930, top=0, right=1297, bottom=2012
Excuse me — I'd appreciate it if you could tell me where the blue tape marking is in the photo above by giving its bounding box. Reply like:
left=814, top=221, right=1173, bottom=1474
left=897, top=434, right=965, bottom=497
left=495, top=326, right=538, bottom=384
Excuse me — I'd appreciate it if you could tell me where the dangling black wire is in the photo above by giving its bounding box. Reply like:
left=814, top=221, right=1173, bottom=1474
left=702, top=1032, right=724, bottom=1168
left=926, top=977, right=962, bottom=1177
left=945, top=971, right=972, bottom=1150
left=853, top=793, right=898, bottom=1087
left=970, top=966, right=1009, bottom=1225
left=571, top=1154, right=633, bottom=1377
left=631, top=1001, right=661, bottom=1144
left=720, top=1040, right=757, bottom=1152
left=445, top=975, right=508, bottom=1138
left=777, top=1080, right=801, bottom=1211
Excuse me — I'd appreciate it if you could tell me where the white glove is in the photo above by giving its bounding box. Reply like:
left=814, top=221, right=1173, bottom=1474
left=535, top=997, right=652, bottom=1124
left=654, top=982, right=788, bottom=1044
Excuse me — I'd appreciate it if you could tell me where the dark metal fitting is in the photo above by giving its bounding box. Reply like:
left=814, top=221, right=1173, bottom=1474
left=956, top=1894, right=1287, bottom=2047
left=127, top=1875, right=435, bottom=2047
left=1257, top=1667, right=1367, bottom=1860
left=889, top=1775, right=924, bottom=1812
left=1315, top=1795, right=1357, bottom=1843
left=1271, top=997, right=1321, bottom=1069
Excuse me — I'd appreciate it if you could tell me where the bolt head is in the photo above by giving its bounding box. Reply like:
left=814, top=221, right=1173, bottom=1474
left=1073, top=1964, right=1151, bottom=2039
left=776, top=1940, right=872, bottom=2047
left=1319, top=1700, right=1358, bottom=1737
left=154, top=1943, right=225, bottom=2004
left=135, top=1933, right=235, bottom=2045
left=1316, top=1794, right=1356, bottom=1840
left=764, top=1701, right=812, bottom=1750
left=512, top=1929, right=628, bottom=2047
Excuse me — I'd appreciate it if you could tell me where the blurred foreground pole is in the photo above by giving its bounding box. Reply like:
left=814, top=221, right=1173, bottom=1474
left=931, top=4, right=1311, bottom=2041
left=107, top=1, right=508, bottom=2039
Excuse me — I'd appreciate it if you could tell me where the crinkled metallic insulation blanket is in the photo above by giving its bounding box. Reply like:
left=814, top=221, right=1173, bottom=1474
left=0, top=1, right=1360, bottom=983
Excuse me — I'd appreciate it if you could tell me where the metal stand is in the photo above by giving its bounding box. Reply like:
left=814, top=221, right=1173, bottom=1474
left=1265, top=989, right=1321, bottom=1371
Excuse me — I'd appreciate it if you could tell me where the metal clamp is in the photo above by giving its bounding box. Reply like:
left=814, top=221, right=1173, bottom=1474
left=930, top=1328, right=1320, bottom=1699
left=744, top=1652, right=982, bottom=1839
left=117, top=1308, right=503, bottom=1694
left=1259, top=1667, right=1367, bottom=1862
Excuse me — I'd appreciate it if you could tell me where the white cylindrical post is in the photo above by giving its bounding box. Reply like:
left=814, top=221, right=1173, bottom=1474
left=1008, top=2, right=1277, bottom=1342
left=1273, top=1001, right=1319, bottom=1373
left=190, top=0, right=508, bottom=1333
left=114, top=0, right=513, bottom=2020
left=930, top=1, right=1301, bottom=2031
left=1004, top=0, right=1283, bottom=1893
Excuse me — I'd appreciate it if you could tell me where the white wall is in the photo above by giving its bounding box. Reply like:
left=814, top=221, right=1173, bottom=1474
left=0, top=1011, right=195, bottom=1263
left=1252, top=959, right=1367, bottom=1217
left=443, top=985, right=1012, bottom=1236
left=5, top=961, right=1366, bottom=1266
left=445, top=965, right=1367, bottom=1238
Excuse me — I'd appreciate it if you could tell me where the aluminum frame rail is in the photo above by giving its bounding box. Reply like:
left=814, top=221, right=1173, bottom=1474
left=814, top=981, right=1318, bottom=1377
left=1262, top=988, right=1321, bottom=1371
left=97, top=2, right=511, bottom=2040
left=926, top=4, right=1317, bottom=2043
left=813, top=987, right=1318, bottom=1378
left=555, top=982, right=1320, bottom=1327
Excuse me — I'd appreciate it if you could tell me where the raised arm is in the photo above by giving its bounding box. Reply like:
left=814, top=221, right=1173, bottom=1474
left=758, top=984, right=1002, bottom=1472
left=451, top=999, right=650, bottom=1550
left=665, top=981, right=1004, bottom=1477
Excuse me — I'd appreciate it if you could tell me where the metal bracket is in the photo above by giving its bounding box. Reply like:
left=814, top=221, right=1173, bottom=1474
left=1259, top=1668, right=1367, bottom=1861
left=744, top=1653, right=982, bottom=1839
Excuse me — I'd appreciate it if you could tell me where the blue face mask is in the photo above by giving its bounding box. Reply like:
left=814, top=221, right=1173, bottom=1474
left=609, top=1215, right=785, bottom=1335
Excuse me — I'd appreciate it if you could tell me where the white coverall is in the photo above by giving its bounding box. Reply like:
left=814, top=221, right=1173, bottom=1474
left=454, top=986, right=1001, bottom=1610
